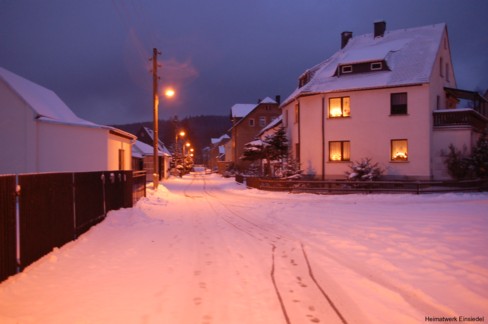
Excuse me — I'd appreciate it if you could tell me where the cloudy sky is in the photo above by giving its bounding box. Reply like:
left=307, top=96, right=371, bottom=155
left=1, top=0, right=487, bottom=125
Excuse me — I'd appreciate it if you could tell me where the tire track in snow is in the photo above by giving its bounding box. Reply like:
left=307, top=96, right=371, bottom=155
left=198, top=176, right=351, bottom=324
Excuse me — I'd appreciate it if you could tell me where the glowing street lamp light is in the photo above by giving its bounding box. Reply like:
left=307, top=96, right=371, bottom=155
left=164, top=88, right=175, bottom=98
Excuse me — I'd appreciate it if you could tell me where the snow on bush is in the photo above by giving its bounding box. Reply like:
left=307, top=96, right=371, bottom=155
left=346, top=158, right=383, bottom=181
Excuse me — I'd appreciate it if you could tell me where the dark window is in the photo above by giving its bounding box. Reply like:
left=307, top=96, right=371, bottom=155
left=391, top=93, right=408, bottom=115
left=371, top=62, right=382, bottom=70
left=249, top=118, right=255, bottom=127
left=341, top=65, right=353, bottom=74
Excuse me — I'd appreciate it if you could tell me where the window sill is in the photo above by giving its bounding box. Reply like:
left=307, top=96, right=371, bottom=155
left=327, top=116, right=351, bottom=119
left=328, top=160, right=350, bottom=163
left=389, top=160, right=409, bottom=163
left=389, top=114, right=409, bottom=117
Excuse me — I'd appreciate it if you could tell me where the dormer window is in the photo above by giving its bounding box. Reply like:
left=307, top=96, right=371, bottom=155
left=299, top=71, right=311, bottom=88
left=371, top=62, right=382, bottom=70
left=341, top=65, right=353, bottom=74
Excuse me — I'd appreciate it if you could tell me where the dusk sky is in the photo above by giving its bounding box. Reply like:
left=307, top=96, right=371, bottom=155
left=1, top=0, right=487, bottom=126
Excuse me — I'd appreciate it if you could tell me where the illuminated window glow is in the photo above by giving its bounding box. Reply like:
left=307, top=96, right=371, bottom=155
left=329, top=97, right=350, bottom=118
left=391, top=139, right=408, bottom=161
left=329, top=141, right=350, bottom=161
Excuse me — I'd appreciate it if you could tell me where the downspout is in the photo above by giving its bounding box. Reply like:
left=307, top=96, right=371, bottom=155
left=321, top=96, right=325, bottom=180
left=297, top=99, right=301, bottom=165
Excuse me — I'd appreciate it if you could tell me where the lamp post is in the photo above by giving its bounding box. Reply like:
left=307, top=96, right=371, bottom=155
left=152, top=48, right=160, bottom=189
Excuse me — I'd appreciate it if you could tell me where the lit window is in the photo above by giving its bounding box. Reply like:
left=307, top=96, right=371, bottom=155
left=390, top=93, right=407, bottom=115
left=329, top=141, right=350, bottom=161
left=391, top=139, right=408, bottom=161
left=329, top=97, right=350, bottom=118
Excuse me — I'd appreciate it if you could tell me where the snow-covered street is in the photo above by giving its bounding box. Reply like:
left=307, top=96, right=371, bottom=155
left=0, top=174, right=487, bottom=323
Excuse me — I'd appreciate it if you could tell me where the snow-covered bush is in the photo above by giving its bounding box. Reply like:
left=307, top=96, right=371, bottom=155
left=346, top=158, right=384, bottom=181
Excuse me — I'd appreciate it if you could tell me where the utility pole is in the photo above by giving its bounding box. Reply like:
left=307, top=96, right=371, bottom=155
left=151, top=48, right=161, bottom=189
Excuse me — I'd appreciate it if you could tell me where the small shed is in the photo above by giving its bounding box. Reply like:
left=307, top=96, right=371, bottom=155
left=0, top=67, right=136, bottom=174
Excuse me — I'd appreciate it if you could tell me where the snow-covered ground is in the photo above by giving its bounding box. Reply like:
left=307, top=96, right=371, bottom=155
left=0, top=174, right=487, bottom=323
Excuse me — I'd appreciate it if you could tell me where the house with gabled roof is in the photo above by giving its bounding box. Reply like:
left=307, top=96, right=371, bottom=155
left=281, top=21, right=488, bottom=180
left=208, top=133, right=230, bottom=172
left=0, top=67, right=136, bottom=174
left=134, top=126, right=172, bottom=180
left=229, top=96, right=281, bottom=170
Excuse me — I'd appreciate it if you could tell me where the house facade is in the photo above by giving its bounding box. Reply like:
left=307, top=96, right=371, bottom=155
left=230, top=96, right=281, bottom=170
left=0, top=67, right=135, bottom=174
left=208, top=134, right=230, bottom=172
left=134, top=126, right=172, bottom=180
left=281, top=22, right=487, bottom=180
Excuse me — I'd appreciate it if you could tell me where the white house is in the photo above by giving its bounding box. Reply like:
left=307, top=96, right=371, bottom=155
left=133, top=126, right=172, bottom=181
left=0, top=67, right=136, bottom=174
left=281, top=22, right=488, bottom=180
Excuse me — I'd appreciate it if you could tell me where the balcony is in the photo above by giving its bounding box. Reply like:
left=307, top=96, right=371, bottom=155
left=433, top=109, right=488, bottom=132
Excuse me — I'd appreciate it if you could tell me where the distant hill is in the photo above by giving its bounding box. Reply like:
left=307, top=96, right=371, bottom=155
left=113, top=115, right=232, bottom=161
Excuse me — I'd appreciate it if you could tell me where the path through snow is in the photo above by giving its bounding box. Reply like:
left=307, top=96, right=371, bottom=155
left=0, top=174, right=487, bottom=323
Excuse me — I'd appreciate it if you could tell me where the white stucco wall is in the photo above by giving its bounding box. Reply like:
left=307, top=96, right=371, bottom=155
left=0, top=81, right=37, bottom=173
left=108, top=131, right=133, bottom=171
left=37, top=121, right=108, bottom=172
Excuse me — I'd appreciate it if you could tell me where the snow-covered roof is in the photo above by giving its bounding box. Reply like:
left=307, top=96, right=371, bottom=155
left=211, top=134, right=230, bottom=145
left=0, top=66, right=136, bottom=140
left=258, top=115, right=282, bottom=136
left=259, top=97, right=277, bottom=104
left=0, top=67, right=97, bottom=127
left=282, top=23, right=447, bottom=106
left=141, top=127, right=170, bottom=154
left=133, top=140, right=170, bottom=157
left=231, top=104, right=256, bottom=118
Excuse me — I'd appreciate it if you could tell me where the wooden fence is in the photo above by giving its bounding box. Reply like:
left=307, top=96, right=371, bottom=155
left=0, top=170, right=146, bottom=283
left=242, top=177, right=488, bottom=194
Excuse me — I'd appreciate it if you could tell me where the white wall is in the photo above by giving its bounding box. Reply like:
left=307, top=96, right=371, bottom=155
left=38, top=121, right=108, bottom=172
left=108, top=131, right=133, bottom=171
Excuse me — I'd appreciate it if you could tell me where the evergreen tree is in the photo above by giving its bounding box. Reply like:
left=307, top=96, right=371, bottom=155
left=470, top=132, right=488, bottom=178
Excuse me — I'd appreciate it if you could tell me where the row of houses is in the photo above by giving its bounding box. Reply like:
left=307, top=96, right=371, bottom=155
left=207, top=21, right=488, bottom=180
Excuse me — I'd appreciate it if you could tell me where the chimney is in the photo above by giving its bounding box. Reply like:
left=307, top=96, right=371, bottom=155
left=341, top=31, right=353, bottom=49
left=275, top=95, right=281, bottom=105
left=374, top=20, right=386, bottom=38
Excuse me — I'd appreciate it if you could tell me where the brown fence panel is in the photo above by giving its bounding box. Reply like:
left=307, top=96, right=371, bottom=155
left=74, top=172, right=105, bottom=237
left=104, top=171, right=126, bottom=212
left=124, top=171, right=133, bottom=208
left=18, top=173, right=74, bottom=270
left=0, top=175, right=17, bottom=282
left=132, top=171, right=146, bottom=205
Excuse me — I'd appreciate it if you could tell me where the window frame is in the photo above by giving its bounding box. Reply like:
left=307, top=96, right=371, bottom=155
left=371, top=62, right=383, bottom=71
left=390, top=92, right=408, bottom=115
left=341, top=65, right=353, bottom=74
left=328, top=140, right=351, bottom=162
left=390, top=139, right=408, bottom=162
left=328, top=96, right=351, bottom=118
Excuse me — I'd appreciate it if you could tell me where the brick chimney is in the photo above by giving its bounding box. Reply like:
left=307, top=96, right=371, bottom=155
left=341, top=31, right=353, bottom=49
left=374, top=20, right=386, bottom=38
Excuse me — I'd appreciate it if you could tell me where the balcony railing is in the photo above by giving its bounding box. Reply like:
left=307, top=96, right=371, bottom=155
left=433, top=109, right=488, bottom=132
